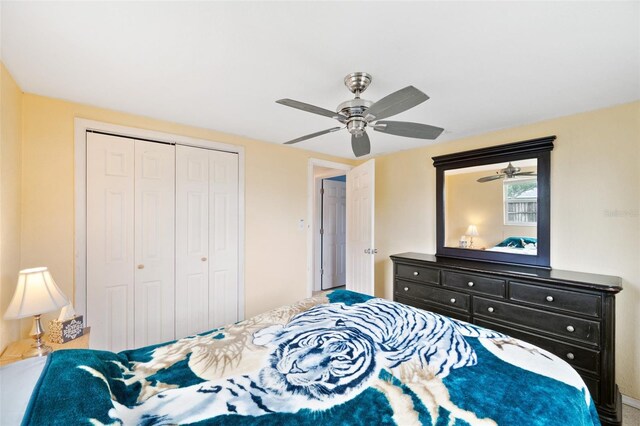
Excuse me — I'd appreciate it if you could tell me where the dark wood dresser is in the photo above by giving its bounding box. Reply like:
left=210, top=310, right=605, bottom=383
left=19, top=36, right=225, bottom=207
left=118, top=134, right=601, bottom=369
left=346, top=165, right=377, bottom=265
left=390, top=252, right=623, bottom=426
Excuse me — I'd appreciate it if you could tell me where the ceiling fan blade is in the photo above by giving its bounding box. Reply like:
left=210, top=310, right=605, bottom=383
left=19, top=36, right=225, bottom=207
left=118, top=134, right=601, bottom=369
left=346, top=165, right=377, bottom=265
left=515, top=171, right=537, bottom=176
left=351, top=132, right=371, bottom=157
left=374, top=120, right=444, bottom=140
left=477, top=174, right=504, bottom=183
left=364, top=86, right=429, bottom=122
left=284, top=127, right=342, bottom=145
left=276, top=99, right=342, bottom=120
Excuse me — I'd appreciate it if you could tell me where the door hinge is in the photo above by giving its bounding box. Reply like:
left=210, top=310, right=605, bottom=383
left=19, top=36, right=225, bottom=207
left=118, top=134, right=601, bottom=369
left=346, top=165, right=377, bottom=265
left=320, top=268, right=324, bottom=275
left=320, top=188, right=325, bottom=195
left=320, top=228, right=324, bottom=235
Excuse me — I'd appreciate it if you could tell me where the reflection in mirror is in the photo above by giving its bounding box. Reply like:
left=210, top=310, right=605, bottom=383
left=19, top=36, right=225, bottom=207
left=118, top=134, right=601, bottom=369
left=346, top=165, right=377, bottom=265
left=444, top=159, right=538, bottom=256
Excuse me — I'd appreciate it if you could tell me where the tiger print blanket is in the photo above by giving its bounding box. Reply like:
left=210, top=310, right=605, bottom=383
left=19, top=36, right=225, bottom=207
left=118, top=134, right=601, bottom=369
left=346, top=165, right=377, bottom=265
left=23, top=290, right=600, bottom=425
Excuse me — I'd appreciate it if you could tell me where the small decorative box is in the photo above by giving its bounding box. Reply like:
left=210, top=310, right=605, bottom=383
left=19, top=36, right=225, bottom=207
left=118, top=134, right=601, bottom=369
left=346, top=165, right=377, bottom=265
left=49, top=315, right=84, bottom=343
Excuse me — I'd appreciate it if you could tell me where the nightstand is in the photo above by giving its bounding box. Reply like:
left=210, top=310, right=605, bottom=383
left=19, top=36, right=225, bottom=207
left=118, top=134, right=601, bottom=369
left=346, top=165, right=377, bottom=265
left=0, top=327, right=91, bottom=367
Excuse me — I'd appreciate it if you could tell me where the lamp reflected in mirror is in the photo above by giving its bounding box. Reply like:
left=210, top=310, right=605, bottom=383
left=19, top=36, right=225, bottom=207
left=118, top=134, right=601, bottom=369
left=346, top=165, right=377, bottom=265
left=465, top=225, right=479, bottom=248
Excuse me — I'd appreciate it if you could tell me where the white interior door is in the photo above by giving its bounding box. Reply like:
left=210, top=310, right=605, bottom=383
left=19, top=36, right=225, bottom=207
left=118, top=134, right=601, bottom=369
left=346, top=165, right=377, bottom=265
left=322, top=178, right=346, bottom=290
left=175, top=145, right=210, bottom=338
left=134, top=140, right=175, bottom=347
left=208, top=150, right=239, bottom=328
left=87, top=132, right=135, bottom=351
left=346, top=159, right=375, bottom=295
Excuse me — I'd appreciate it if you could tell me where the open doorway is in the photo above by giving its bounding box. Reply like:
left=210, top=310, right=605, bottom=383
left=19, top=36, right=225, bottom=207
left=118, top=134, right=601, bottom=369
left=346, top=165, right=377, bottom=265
left=306, top=158, right=376, bottom=298
left=307, top=160, right=352, bottom=296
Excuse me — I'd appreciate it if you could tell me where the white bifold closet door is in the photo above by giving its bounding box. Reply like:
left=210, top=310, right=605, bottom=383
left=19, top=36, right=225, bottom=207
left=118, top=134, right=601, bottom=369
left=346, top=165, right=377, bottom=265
left=175, top=145, right=239, bottom=338
left=87, top=132, right=175, bottom=352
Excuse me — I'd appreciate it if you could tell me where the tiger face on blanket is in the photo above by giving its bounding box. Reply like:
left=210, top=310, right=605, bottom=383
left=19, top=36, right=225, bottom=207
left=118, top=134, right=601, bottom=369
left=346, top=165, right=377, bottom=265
left=100, top=298, right=506, bottom=425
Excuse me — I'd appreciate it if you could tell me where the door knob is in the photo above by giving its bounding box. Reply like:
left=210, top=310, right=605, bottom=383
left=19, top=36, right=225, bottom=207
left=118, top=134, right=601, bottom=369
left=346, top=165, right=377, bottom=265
left=201, top=257, right=207, bottom=262
left=137, top=264, right=144, bottom=269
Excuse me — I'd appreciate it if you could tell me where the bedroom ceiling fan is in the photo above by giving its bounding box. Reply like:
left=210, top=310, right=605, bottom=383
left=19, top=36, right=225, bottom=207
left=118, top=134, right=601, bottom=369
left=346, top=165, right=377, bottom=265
left=476, top=162, right=537, bottom=183
left=276, top=72, right=444, bottom=157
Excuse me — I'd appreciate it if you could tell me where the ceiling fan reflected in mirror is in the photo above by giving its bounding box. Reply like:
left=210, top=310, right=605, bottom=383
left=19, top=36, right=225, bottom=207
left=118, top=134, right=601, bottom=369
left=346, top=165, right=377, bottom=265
left=476, top=162, right=537, bottom=183
left=276, top=72, right=444, bottom=157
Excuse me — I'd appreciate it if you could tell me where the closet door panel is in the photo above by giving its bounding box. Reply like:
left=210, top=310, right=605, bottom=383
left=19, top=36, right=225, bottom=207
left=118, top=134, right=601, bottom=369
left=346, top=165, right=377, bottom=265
left=87, top=133, right=135, bottom=352
left=209, top=151, right=239, bottom=328
left=176, top=145, right=210, bottom=337
left=134, top=141, right=176, bottom=347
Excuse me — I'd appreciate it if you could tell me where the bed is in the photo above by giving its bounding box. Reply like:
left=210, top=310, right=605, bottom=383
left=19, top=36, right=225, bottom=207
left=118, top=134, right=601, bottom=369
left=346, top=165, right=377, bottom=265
left=11, top=289, right=598, bottom=425
left=486, top=236, right=538, bottom=256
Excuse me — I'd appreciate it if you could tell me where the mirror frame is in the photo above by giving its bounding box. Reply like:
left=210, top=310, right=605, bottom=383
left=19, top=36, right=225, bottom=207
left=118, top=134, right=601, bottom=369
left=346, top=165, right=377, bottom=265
left=433, top=136, right=555, bottom=268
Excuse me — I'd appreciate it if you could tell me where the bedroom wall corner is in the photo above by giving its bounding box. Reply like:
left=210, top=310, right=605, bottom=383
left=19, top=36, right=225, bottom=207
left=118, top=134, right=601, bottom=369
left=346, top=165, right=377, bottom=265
left=373, top=101, right=640, bottom=400
left=0, top=62, right=24, bottom=353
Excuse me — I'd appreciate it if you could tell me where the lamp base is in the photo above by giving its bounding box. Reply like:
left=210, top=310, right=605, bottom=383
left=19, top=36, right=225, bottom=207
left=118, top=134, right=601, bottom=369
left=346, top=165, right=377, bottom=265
left=21, top=314, right=52, bottom=359
left=22, top=343, right=53, bottom=358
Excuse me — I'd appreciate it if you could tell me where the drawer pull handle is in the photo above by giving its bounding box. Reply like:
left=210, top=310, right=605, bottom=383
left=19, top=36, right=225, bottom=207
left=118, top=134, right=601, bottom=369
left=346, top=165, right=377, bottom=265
left=201, top=257, right=207, bottom=262
left=404, top=287, right=409, bottom=292
left=450, top=298, right=456, bottom=304
left=467, top=281, right=474, bottom=287
left=546, top=296, right=554, bottom=302
left=413, top=271, right=419, bottom=276
left=487, top=307, right=494, bottom=313
left=137, top=264, right=144, bottom=269
left=566, top=325, right=575, bottom=333
left=566, top=352, right=575, bottom=360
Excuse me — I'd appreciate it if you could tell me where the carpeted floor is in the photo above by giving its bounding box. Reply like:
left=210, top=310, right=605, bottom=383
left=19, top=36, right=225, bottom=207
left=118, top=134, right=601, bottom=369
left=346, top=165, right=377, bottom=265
left=623, top=402, right=640, bottom=426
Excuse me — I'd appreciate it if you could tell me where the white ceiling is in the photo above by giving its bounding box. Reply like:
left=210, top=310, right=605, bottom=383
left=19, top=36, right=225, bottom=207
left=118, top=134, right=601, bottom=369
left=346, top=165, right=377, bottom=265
left=2, top=2, right=638, bottom=159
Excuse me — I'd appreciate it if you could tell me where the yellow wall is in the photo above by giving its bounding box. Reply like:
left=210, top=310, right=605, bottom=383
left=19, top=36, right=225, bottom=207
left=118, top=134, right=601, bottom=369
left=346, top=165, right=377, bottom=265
left=445, top=167, right=537, bottom=248
left=18, top=93, right=355, bottom=337
left=0, top=63, right=24, bottom=351
left=374, top=101, right=640, bottom=399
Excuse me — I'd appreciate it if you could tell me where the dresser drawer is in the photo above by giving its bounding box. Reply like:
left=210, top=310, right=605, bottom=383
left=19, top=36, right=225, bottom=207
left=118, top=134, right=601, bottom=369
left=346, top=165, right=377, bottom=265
left=396, top=263, right=440, bottom=285
left=475, top=319, right=600, bottom=375
left=474, top=297, right=601, bottom=346
left=395, top=295, right=472, bottom=322
left=510, top=281, right=601, bottom=318
left=443, top=271, right=506, bottom=298
left=395, top=280, right=470, bottom=312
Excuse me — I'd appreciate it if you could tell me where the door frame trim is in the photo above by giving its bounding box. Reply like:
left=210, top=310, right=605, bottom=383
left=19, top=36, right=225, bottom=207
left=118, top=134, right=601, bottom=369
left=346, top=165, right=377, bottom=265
left=74, top=118, right=246, bottom=322
left=307, top=158, right=352, bottom=297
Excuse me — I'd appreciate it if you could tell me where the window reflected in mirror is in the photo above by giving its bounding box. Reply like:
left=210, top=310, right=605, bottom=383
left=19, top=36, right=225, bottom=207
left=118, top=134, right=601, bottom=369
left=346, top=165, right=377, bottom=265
left=444, top=159, right=538, bottom=256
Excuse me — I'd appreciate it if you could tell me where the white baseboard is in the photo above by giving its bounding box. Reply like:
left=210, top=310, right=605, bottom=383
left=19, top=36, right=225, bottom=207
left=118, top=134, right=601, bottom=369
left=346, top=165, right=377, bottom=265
left=622, top=394, right=640, bottom=410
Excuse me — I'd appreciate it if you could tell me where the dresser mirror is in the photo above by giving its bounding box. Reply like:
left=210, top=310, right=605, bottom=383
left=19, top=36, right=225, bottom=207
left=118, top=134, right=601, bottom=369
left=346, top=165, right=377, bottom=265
left=433, top=136, right=555, bottom=268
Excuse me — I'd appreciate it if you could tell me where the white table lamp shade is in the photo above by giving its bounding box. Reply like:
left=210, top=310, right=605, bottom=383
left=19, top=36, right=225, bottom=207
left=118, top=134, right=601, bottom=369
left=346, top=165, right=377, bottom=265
left=4, top=267, right=69, bottom=320
left=466, top=225, right=479, bottom=237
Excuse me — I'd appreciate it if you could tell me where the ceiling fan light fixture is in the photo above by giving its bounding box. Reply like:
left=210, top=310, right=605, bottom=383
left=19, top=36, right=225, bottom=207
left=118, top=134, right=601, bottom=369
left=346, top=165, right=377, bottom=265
left=347, top=117, right=367, bottom=136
